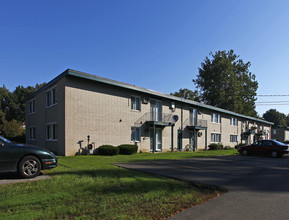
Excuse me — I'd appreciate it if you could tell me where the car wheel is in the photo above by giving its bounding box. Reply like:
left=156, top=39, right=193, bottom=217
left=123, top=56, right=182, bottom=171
left=18, top=156, right=41, bottom=178
left=242, top=149, right=248, bottom=156
left=271, top=151, right=278, bottom=158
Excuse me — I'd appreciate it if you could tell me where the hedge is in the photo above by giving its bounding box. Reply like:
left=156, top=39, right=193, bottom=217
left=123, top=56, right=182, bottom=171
left=234, top=143, right=246, bottom=149
left=118, top=144, right=138, bottom=155
left=208, top=143, right=223, bottom=150
left=97, top=145, right=119, bottom=156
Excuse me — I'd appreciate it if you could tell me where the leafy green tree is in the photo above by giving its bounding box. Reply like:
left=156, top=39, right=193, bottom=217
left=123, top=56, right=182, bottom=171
left=170, top=88, right=200, bottom=102
left=193, top=50, right=258, bottom=117
left=263, top=109, right=287, bottom=127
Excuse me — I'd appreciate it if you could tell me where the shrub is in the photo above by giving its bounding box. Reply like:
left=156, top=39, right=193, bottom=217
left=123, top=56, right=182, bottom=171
left=97, top=145, right=119, bottom=156
left=234, top=143, right=246, bottom=149
left=224, top=146, right=233, bottom=150
left=118, top=144, right=138, bottom=155
left=208, top=143, right=223, bottom=150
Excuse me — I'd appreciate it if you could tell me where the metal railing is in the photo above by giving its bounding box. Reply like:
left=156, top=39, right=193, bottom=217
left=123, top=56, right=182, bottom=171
left=184, top=119, right=207, bottom=128
left=134, top=112, right=177, bottom=126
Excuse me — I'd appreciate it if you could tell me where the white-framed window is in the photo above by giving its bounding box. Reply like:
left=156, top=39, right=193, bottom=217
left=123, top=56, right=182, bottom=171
left=29, top=127, right=36, bottom=140
left=230, top=135, right=238, bottom=142
left=211, top=133, right=221, bottom=143
left=131, top=127, right=140, bottom=142
left=230, top=118, right=238, bottom=126
left=211, top=113, right=221, bottom=124
left=46, top=123, right=58, bottom=141
left=272, top=129, right=276, bottom=135
left=29, top=100, right=35, bottom=114
left=46, top=87, right=57, bottom=107
left=131, top=96, right=140, bottom=111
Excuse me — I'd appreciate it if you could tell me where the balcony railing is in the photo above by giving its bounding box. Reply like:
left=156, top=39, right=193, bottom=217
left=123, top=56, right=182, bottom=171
left=184, top=119, right=207, bottom=128
left=134, top=112, right=177, bottom=127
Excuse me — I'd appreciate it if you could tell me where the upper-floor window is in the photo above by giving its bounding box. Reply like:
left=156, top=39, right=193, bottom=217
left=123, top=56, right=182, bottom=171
left=230, top=118, right=238, bottom=126
left=272, top=129, right=277, bottom=135
left=46, top=123, right=58, bottom=141
left=131, top=127, right=140, bottom=142
left=211, top=113, right=221, bottom=124
left=46, top=87, right=57, bottom=107
left=29, top=100, right=35, bottom=114
left=131, top=96, right=140, bottom=111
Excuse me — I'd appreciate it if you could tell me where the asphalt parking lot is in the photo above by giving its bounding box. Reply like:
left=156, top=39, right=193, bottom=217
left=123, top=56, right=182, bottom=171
left=116, top=155, right=289, bottom=220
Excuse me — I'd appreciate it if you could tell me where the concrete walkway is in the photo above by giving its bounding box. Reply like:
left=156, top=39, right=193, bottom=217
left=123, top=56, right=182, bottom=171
left=0, top=173, right=51, bottom=185
left=116, top=155, right=289, bottom=220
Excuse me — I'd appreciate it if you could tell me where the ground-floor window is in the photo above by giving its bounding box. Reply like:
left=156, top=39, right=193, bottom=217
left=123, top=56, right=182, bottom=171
left=131, top=127, right=140, bottom=142
left=29, top=127, right=36, bottom=140
left=230, top=135, right=238, bottom=142
left=211, top=133, right=221, bottom=143
left=46, top=123, right=57, bottom=141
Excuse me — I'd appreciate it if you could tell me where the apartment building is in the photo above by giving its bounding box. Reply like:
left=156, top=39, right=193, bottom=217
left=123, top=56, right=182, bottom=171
left=271, top=127, right=289, bottom=142
left=26, top=69, right=273, bottom=156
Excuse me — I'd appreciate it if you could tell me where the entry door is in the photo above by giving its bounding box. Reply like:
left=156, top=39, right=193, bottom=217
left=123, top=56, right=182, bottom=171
left=150, top=100, right=162, bottom=122
left=150, top=129, right=162, bottom=152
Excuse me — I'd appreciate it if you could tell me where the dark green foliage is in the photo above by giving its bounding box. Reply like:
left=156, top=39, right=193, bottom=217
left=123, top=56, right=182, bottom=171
left=8, top=134, right=26, bottom=143
left=263, top=109, right=287, bottom=127
left=193, top=50, right=258, bottom=117
left=208, top=143, right=223, bottom=150
left=118, top=144, right=138, bottom=155
left=170, top=88, right=200, bottom=102
left=224, top=146, right=233, bottom=150
left=234, top=143, right=246, bottom=149
left=97, top=145, right=120, bottom=156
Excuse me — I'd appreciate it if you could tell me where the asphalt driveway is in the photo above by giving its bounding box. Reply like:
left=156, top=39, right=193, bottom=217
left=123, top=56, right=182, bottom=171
left=116, top=155, right=289, bottom=220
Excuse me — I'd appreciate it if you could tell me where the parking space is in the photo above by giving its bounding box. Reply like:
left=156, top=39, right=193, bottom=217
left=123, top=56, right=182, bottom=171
left=116, top=155, right=289, bottom=219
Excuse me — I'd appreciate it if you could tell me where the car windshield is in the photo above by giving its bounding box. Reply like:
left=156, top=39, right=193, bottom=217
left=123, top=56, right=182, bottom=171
left=0, top=136, right=12, bottom=144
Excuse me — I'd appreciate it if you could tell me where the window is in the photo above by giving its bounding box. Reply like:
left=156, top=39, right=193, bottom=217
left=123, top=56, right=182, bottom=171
left=29, top=100, right=35, bottom=114
left=131, top=127, right=140, bottom=142
left=46, top=123, right=57, bottom=141
left=46, top=87, right=57, bottom=107
left=272, top=129, right=276, bottom=135
left=230, top=135, right=238, bottom=142
left=230, top=118, right=238, bottom=126
left=131, top=96, right=140, bottom=111
left=29, top=127, right=36, bottom=140
left=211, top=113, right=221, bottom=124
left=211, top=133, right=221, bottom=143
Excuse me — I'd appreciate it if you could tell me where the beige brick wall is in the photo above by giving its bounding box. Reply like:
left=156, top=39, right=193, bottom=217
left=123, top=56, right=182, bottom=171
left=26, top=74, right=272, bottom=156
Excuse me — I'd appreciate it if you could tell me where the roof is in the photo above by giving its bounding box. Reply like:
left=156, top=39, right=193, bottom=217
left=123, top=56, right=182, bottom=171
left=33, top=68, right=274, bottom=126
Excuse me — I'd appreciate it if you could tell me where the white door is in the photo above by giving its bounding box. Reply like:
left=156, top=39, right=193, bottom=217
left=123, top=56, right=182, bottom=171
left=150, top=129, right=162, bottom=152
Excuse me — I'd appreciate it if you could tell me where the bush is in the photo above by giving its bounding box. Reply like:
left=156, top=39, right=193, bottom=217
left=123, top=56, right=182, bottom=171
left=208, top=143, right=223, bottom=150
left=224, top=146, right=233, bottom=150
left=118, top=144, right=138, bottom=155
left=234, top=143, right=246, bottom=149
left=97, top=145, right=119, bottom=156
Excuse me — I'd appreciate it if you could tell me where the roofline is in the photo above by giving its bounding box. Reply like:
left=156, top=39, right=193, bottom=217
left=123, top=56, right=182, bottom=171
left=30, top=68, right=274, bottom=126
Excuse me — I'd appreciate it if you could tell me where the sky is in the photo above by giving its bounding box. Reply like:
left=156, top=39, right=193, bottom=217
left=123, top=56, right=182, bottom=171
left=1, top=0, right=289, bottom=117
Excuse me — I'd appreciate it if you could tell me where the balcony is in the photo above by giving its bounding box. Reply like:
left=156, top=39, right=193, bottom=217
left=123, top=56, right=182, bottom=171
left=134, top=112, right=177, bottom=127
left=184, top=119, right=207, bottom=130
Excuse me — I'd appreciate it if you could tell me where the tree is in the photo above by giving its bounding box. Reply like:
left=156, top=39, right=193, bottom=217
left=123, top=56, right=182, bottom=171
left=193, top=50, right=258, bottom=117
left=170, top=88, right=200, bottom=102
left=263, top=109, right=287, bottom=127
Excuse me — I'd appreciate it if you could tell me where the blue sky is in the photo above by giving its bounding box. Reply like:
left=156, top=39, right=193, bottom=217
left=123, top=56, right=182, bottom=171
left=1, top=0, right=289, bottom=116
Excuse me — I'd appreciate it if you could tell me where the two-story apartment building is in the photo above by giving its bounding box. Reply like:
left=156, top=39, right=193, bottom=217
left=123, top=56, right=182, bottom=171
left=26, top=69, right=273, bottom=156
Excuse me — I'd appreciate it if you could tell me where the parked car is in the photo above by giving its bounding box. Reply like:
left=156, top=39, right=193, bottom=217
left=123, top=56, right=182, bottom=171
left=238, top=140, right=289, bottom=158
left=0, top=136, right=57, bottom=178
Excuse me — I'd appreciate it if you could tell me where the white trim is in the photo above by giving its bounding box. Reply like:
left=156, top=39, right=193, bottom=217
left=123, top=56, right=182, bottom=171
left=211, top=133, right=221, bottom=143
left=46, top=85, right=57, bottom=108
left=29, top=126, right=36, bottom=140
left=28, top=99, right=36, bottom=115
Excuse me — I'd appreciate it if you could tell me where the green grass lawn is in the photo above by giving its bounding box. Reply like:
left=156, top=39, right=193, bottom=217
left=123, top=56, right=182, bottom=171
left=0, top=149, right=237, bottom=219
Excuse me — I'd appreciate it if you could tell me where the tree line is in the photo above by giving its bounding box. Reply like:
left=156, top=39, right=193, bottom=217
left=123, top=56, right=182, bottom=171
left=0, top=83, right=45, bottom=140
